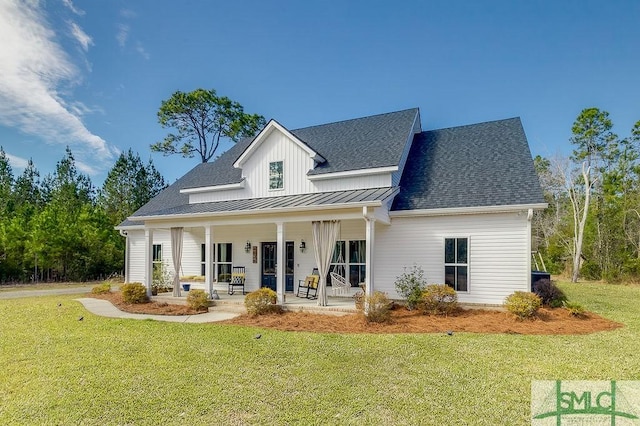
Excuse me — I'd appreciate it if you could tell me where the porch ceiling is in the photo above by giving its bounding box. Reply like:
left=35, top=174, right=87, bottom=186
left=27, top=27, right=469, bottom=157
left=129, top=187, right=399, bottom=222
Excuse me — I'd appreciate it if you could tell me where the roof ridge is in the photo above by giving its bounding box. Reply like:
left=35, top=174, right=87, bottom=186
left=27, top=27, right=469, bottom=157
left=426, top=117, right=521, bottom=133
left=291, top=107, right=419, bottom=132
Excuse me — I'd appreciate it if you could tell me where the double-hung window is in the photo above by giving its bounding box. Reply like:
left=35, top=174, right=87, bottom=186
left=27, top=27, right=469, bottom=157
left=200, top=243, right=233, bottom=281
left=445, top=238, right=468, bottom=292
left=328, top=240, right=366, bottom=287
left=152, top=244, right=163, bottom=273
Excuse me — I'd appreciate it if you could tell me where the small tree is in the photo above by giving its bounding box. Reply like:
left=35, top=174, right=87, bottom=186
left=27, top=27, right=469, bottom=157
left=394, top=265, right=427, bottom=310
left=151, top=88, right=266, bottom=163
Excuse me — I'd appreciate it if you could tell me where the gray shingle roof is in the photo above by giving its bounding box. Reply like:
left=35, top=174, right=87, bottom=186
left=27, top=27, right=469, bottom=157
left=392, top=117, right=545, bottom=211
left=291, top=108, right=419, bottom=175
left=121, top=109, right=418, bottom=227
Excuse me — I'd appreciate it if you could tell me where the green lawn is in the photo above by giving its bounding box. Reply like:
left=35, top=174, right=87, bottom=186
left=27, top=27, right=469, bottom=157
left=0, top=282, right=638, bottom=425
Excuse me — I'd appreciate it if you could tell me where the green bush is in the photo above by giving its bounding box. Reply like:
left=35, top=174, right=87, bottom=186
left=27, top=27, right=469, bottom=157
left=360, top=291, right=392, bottom=324
left=533, top=279, right=566, bottom=306
left=91, top=282, right=111, bottom=294
left=421, top=284, right=458, bottom=316
left=121, top=282, right=149, bottom=304
left=394, top=265, right=427, bottom=310
left=244, top=288, right=282, bottom=316
left=152, top=261, right=173, bottom=294
left=187, top=289, right=210, bottom=312
left=504, top=291, right=541, bottom=320
left=563, top=301, right=586, bottom=317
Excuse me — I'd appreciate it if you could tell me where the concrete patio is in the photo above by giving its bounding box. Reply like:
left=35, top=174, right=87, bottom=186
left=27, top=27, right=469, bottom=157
left=153, top=290, right=358, bottom=316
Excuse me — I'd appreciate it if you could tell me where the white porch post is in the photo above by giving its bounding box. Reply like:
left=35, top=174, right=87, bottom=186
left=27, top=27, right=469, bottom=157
left=144, top=228, right=154, bottom=297
left=205, top=225, right=214, bottom=296
left=276, top=222, right=285, bottom=304
left=365, top=217, right=375, bottom=300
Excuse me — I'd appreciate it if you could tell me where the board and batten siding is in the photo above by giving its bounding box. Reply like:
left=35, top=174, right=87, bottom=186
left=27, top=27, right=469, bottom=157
left=188, top=128, right=395, bottom=204
left=374, top=212, right=530, bottom=305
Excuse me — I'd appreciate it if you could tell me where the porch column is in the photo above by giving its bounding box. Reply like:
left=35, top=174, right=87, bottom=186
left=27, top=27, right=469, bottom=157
left=365, top=217, right=375, bottom=300
left=276, top=221, right=285, bottom=304
left=205, top=225, right=214, bottom=297
left=144, top=228, right=154, bottom=297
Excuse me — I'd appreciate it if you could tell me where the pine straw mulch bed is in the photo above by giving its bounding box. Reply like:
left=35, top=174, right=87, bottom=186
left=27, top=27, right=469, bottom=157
left=87, top=292, right=622, bottom=335
left=220, top=306, right=622, bottom=335
left=90, top=292, right=204, bottom=316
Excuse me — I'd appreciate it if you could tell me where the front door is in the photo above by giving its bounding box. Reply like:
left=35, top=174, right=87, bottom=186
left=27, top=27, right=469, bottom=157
left=261, top=241, right=294, bottom=292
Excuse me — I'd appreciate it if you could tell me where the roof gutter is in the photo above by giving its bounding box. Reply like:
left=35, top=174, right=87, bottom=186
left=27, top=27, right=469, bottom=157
left=390, top=202, right=548, bottom=218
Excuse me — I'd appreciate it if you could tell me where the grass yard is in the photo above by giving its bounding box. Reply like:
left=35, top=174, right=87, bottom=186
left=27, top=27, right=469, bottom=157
left=0, top=282, right=638, bottom=425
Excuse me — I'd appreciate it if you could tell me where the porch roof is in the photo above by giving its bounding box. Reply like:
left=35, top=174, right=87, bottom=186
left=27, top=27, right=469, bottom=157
left=124, top=186, right=399, bottom=224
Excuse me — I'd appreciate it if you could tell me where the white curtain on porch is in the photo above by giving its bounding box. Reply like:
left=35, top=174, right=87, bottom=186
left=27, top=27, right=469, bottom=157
left=171, top=227, right=183, bottom=297
left=312, top=220, right=340, bottom=306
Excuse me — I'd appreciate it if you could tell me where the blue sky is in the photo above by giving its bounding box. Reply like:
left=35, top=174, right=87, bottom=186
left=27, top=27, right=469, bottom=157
left=1, top=0, right=639, bottom=185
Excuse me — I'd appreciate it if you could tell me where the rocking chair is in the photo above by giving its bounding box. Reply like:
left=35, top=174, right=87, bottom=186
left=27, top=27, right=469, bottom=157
left=228, top=266, right=246, bottom=295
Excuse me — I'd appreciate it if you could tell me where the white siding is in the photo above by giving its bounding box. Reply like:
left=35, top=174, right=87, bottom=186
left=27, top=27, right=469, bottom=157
left=374, top=212, right=530, bottom=305
left=187, top=128, right=394, bottom=203
left=242, top=131, right=315, bottom=198
left=126, top=229, right=172, bottom=284
left=127, top=230, right=145, bottom=283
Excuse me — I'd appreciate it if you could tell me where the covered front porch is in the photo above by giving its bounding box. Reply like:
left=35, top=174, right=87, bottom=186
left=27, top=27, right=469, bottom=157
left=126, top=201, right=392, bottom=307
left=152, top=290, right=359, bottom=314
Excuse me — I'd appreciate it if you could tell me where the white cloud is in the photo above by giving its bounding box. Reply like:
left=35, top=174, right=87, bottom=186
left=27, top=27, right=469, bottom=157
left=69, top=21, right=93, bottom=52
left=120, top=8, right=136, bottom=19
left=6, top=152, right=28, bottom=169
left=0, top=0, right=117, bottom=171
left=135, top=41, right=150, bottom=60
left=116, top=23, right=129, bottom=47
left=62, top=0, right=84, bottom=16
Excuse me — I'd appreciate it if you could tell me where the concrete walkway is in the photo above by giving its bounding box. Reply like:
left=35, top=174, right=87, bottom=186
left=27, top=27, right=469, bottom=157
left=75, top=298, right=240, bottom=323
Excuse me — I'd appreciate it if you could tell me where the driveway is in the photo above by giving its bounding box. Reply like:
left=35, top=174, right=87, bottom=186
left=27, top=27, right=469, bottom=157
left=0, top=286, right=96, bottom=299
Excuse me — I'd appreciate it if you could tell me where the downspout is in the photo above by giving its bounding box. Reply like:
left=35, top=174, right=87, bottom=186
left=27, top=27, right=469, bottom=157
left=526, top=209, right=533, bottom=291
left=119, top=229, right=129, bottom=283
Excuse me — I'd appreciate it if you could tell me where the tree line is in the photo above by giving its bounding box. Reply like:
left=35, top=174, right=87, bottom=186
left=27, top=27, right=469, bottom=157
left=0, top=147, right=166, bottom=283
left=534, top=107, right=640, bottom=282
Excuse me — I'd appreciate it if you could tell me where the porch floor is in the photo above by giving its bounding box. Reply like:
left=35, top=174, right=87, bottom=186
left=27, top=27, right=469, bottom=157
left=152, top=291, right=358, bottom=316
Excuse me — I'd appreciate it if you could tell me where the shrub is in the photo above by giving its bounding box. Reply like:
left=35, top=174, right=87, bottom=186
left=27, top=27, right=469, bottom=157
left=353, top=291, right=365, bottom=311
left=504, top=291, right=541, bottom=320
left=187, top=289, right=210, bottom=311
left=121, top=282, right=149, bottom=304
left=563, top=301, right=586, bottom=317
left=153, top=261, right=173, bottom=294
left=421, top=284, right=458, bottom=316
left=91, top=282, right=111, bottom=295
left=533, top=279, right=566, bottom=306
left=244, top=288, right=282, bottom=316
left=361, top=291, right=392, bottom=324
left=394, top=265, right=427, bottom=310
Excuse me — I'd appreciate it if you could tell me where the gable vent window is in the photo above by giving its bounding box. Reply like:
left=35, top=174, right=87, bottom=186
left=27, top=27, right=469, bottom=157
left=269, top=161, right=283, bottom=190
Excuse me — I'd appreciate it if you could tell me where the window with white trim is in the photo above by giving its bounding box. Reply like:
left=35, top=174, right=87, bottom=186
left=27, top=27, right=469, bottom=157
left=217, top=243, right=233, bottom=282
left=328, top=240, right=366, bottom=287
left=445, top=238, right=468, bottom=292
left=153, top=244, right=163, bottom=276
left=200, top=244, right=206, bottom=276
left=200, top=243, right=233, bottom=281
left=269, top=161, right=283, bottom=190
